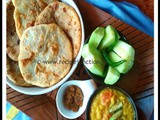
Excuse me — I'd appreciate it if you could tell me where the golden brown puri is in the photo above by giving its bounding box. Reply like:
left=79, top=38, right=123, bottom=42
left=12, top=0, right=58, bottom=39
left=18, top=23, right=73, bottom=87
left=35, top=1, right=82, bottom=58
left=7, top=55, right=32, bottom=87
left=6, top=0, right=20, bottom=61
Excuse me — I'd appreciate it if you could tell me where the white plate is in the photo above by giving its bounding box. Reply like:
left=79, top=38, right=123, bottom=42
left=6, top=0, right=85, bottom=95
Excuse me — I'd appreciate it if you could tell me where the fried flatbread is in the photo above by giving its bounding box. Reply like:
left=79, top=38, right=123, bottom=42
left=35, top=1, right=82, bottom=58
left=7, top=55, right=32, bottom=87
left=18, top=23, right=73, bottom=87
left=12, top=0, right=57, bottom=39
left=6, top=1, right=20, bottom=61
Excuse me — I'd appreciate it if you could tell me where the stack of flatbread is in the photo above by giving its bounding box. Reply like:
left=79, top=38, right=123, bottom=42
left=6, top=0, right=82, bottom=87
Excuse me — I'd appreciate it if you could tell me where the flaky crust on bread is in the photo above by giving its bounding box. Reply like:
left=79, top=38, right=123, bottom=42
left=12, top=0, right=57, bottom=39
left=6, top=1, right=20, bottom=61
left=7, top=55, right=32, bottom=86
left=36, top=1, right=82, bottom=58
left=19, top=23, right=73, bottom=87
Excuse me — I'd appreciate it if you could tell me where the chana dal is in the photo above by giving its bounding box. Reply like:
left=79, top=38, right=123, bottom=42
left=90, top=88, right=135, bottom=120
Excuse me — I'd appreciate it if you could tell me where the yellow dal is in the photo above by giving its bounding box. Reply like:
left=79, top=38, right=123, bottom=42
left=90, top=88, right=135, bottom=120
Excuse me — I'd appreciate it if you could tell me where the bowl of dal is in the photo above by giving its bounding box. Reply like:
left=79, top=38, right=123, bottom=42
left=86, top=85, right=138, bottom=120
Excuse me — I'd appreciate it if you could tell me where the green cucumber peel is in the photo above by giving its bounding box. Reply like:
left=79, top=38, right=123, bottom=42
left=102, top=65, right=109, bottom=77
left=115, top=29, right=120, bottom=39
left=104, top=66, right=120, bottom=85
left=102, top=50, right=126, bottom=67
left=113, top=40, right=135, bottom=62
left=106, top=29, right=119, bottom=52
left=83, top=56, right=105, bottom=77
left=88, top=27, right=105, bottom=48
left=82, top=44, right=106, bottom=65
left=98, top=25, right=117, bottom=50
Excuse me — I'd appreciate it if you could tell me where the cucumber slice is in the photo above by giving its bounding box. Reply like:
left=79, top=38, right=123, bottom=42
left=107, top=29, right=120, bottom=52
left=108, top=51, right=134, bottom=74
left=115, top=29, right=120, bottom=40
left=113, top=40, right=135, bottom=61
left=82, top=44, right=95, bottom=58
left=104, top=66, right=120, bottom=85
left=84, top=55, right=106, bottom=77
left=98, top=25, right=118, bottom=50
left=88, top=27, right=105, bottom=48
left=82, top=44, right=106, bottom=65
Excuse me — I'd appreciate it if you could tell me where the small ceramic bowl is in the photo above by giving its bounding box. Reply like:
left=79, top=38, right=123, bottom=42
left=56, top=79, right=97, bottom=119
left=86, top=85, right=138, bottom=120
left=83, top=31, right=127, bottom=84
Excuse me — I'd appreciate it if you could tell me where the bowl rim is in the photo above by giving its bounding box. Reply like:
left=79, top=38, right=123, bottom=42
left=6, top=0, right=85, bottom=95
left=85, top=85, right=138, bottom=120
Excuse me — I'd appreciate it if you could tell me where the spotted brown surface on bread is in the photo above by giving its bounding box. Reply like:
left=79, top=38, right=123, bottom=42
left=35, top=1, right=82, bottom=58
left=6, top=0, right=20, bottom=61
left=12, top=0, right=58, bottom=39
left=19, top=23, right=73, bottom=87
left=7, top=55, right=32, bottom=87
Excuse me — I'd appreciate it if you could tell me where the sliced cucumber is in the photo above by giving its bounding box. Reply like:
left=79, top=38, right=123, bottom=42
left=84, top=55, right=106, bottom=77
left=113, top=40, right=135, bottom=61
left=104, top=66, right=120, bottom=85
left=115, top=29, right=120, bottom=40
left=107, top=29, right=120, bottom=52
left=82, top=44, right=95, bottom=58
left=108, top=51, right=134, bottom=74
left=98, top=25, right=118, bottom=50
left=82, top=44, right=106, bottom=65
left=88, top=27, right=105, bottom=48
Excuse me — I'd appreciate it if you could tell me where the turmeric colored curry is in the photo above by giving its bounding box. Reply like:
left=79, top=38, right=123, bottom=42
left=90, top=88, right=135, bottom=120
